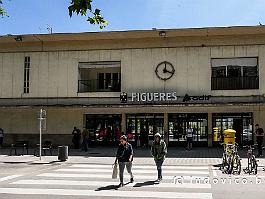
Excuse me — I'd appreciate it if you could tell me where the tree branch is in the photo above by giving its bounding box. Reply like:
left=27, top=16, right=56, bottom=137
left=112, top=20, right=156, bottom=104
left=0, top=0, right=8, bottom=17
left=68, top=0, right=108, bottom=29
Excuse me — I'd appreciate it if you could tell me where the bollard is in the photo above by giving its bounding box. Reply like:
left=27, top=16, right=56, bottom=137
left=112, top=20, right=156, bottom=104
left=58, top=145, right=68, bottom=161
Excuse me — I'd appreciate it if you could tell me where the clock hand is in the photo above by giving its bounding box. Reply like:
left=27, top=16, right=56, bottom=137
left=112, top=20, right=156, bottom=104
left=163, top=68, right=174, bottom=74
left=166, top=70, right=174, bottom=74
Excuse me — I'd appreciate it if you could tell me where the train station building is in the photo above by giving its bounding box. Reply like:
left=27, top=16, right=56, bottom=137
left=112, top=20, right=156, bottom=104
left=0, top=26, right=265, bottom=147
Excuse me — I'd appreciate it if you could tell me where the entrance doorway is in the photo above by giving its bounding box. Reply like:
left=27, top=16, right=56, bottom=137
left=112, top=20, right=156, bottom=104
left=126, top=114, right=164, bottom=147
left=168, top=113, right=208, bottom=146
left=212, top=113, right=253, bottom=146
left=85, top=114, right=121, bottom=145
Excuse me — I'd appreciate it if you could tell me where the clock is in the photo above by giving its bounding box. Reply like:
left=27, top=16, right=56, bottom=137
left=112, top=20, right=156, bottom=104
left=155, top=61, right=175, bottom=80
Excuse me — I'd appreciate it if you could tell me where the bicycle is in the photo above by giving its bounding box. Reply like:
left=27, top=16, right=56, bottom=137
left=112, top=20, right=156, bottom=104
left=220, top=143, right=241, bottom=175
left=243, top=144, right=258, bottom=175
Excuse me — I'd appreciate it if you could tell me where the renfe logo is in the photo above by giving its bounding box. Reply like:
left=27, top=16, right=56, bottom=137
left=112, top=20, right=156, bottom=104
left=182, top=94, right=211, bottom=102
left=120, top=92, right=211, bottom=103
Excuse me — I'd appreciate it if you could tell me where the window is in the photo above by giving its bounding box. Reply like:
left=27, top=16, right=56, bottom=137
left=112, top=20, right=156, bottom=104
left=212, top=113, right=253, bottom=146
left=78, top=61, right=121, bottom=92
left=211, top=58, right=259, bottom=90
left=85, top=114, right=121, bottom=143
left=23, top=56, right=30, bottom=93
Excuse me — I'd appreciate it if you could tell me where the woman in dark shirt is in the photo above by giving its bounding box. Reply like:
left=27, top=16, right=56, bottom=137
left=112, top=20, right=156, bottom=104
left=115, top=135, right=134, bottom=187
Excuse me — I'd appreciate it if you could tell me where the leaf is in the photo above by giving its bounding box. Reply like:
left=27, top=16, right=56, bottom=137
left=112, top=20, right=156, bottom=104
left=68, top=0, right=108, bottom=29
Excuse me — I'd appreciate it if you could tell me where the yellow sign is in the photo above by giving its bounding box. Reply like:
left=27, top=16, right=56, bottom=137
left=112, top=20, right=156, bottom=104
left=213, top=127, right=219, bottom=141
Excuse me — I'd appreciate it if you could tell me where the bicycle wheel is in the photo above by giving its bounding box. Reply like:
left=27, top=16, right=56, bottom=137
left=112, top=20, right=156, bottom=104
left=233, top=155, right=241, bottom=175
left=227, top=156, right=233, bottom=174
left=251, top=156, right=258, bottom=175
left=221, top=153, right=227, bottom=171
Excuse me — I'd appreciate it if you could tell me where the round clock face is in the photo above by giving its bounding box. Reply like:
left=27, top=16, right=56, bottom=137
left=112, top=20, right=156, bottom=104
left=155, top=61, right=175, bottom=80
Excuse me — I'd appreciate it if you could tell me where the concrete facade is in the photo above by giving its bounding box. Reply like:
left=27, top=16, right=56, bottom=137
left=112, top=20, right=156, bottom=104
left=0, top=26, right=265, bottom=147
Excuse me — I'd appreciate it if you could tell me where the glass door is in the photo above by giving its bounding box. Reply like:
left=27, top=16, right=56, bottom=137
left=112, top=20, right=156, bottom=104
left=126, top=114, right=164, bottom=147
left=168, top=113, right=208, bottom=146
left=212, top=113, right=253, bottom=146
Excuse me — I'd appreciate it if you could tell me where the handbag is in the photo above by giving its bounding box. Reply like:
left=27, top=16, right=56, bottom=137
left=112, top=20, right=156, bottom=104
left=112, top=162, right=118, bottom=179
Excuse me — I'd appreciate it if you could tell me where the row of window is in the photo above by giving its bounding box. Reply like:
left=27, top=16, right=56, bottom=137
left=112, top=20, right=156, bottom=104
left=211, top=58, right=259, bottom=90
left=21, top=57, right=260, bottom=94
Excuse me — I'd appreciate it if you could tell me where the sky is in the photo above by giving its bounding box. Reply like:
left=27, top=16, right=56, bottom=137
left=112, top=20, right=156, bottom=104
left=1, top=0, right=265, bottom=35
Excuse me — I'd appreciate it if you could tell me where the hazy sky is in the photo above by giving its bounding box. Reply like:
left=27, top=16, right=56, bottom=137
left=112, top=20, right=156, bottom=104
left=1, top=0, right=265, bottom=35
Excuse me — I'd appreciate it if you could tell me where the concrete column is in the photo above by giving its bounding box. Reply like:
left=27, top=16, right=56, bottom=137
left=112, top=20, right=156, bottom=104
left=208, top=113, right=213, bottom=147
left=164, top=113, right=169, bottom=145
left=121, top=113, right=126, bottom=133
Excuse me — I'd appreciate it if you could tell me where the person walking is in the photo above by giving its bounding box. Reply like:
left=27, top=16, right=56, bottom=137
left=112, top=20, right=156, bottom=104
left=186, top=125, right=193, bottom=150
left=255, top=124, right=264, bottom=157
left=0, top=128, right=4, bottom=148
left=151, top=133, right=167, bottom=182
left=115, top=135, right=134, bottom=187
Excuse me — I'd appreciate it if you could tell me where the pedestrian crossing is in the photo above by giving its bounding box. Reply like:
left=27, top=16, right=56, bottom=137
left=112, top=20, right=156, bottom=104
left=0, top=175, right=22, bottom=182
left=0, top=163, right=213, bottom=199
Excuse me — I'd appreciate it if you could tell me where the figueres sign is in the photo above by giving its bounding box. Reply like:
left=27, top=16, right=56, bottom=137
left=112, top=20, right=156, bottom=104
left=120, top=92, right=211, bottom=103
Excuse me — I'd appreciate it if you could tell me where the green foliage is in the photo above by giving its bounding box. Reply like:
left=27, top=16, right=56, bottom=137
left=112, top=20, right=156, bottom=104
left=0, top=0, right=108, bottom=28
left=0, top=0, right=8, bottom=17
left=68, top=0, right=108, bottom=29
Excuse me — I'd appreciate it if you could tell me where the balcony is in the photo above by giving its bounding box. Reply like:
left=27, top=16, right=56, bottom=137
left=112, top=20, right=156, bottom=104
left=78, top=79, right=121, bottom=93
left=211, top=76, right=259, bottom=90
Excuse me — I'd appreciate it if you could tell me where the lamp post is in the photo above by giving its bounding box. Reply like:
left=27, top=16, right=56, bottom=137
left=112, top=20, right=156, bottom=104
left=38, top=109, right=46, bottom=161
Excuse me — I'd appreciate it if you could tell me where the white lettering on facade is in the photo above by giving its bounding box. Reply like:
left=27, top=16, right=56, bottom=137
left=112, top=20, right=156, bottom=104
left=131, top=92, right=178, bottom=102
left=160, top=93, right=166, bottom=101
left=128, top=92, right=210, bottom=102
left=153, top=93, right=159, bottom=101
left=172, top=92, right=178, bottom=100
left=131, top=93, right=137, bottom=102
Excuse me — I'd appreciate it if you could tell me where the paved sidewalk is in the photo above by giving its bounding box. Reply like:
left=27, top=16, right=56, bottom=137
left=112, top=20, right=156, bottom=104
left=1, top=146, right=265, bottom=166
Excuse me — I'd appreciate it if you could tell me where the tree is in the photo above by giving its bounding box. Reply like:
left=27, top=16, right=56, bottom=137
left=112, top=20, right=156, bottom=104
left=0, top=0, right=108, bottom=29
left=68, top=0, right=108, bottom=29
left=0, top=0, right=8, bottom=17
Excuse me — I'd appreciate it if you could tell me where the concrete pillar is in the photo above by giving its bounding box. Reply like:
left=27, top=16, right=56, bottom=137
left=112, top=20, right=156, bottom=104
left=164, top=113, right=169, bottom=145
left=121, top=113, right=126, bottom=133
left=208, top=113, right=213, bottom=147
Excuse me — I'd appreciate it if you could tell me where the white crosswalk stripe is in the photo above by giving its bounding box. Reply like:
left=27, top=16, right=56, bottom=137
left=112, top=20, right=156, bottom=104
left=0, top=175, right=22, bottom=182
left=0, top=163, right=213, bottom=199
left=70, top=164, right=209, bottom=170
left=38, top=173, right=209, bottom=180
left=0, top=188, right=213, bottom=199
left=12, top=179, right=211, bottom=188
left=56, top=168, right=210, bottom=175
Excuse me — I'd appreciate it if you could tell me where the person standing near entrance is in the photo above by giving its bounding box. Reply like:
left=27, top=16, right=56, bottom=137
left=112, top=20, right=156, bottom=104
left=255, top=124, right=264, bottom=157
left=140, top=128, right=148, bottom=148
left=115, top=135, right=134, bottom=187
left=81, top=127, right=89, bottom=152
left=72, top=126, right=81, bottom=149
left=0, top=128, right=4, bottom=148
left=151, top=133, right=167, bottom=182
left=186, top=125, right=193, bottom=150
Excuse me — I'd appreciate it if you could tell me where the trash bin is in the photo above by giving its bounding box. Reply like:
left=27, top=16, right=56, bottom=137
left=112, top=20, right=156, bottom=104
left=223, top=129, right=236, bottom=144
left=58, top=146, right=68, bottom=161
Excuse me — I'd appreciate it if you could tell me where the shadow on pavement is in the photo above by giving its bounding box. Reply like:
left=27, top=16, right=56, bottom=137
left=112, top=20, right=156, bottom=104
left=95, top=185, right=119, bottom=191
left=2, top=161, right=33, bottom=164
left=29, top=160, right=63, bottom=165
left=133, top=180, right=159, bottom=187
